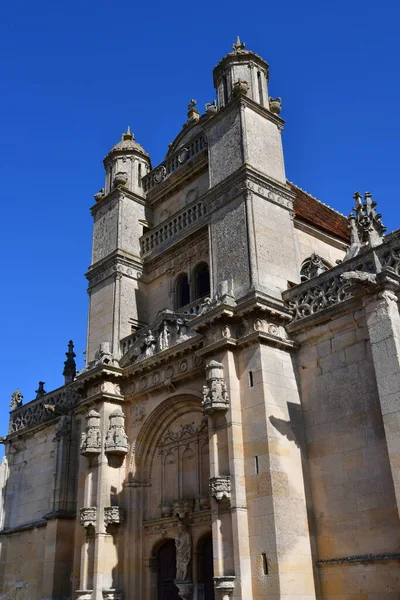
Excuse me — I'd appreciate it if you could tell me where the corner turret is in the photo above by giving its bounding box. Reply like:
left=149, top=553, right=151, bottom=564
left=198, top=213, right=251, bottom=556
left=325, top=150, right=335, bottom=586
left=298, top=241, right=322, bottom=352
left=103, top=127, right=151, bottom=196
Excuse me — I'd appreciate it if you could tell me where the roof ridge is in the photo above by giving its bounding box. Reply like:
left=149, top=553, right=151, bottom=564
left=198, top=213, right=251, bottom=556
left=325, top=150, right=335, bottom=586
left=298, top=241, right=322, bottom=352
left=288, top=181, right=348, bottom=219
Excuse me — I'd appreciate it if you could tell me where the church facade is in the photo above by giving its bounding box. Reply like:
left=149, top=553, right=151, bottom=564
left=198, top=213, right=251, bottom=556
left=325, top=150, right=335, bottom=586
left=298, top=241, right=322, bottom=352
left=1, top=39, right=400, bottom=600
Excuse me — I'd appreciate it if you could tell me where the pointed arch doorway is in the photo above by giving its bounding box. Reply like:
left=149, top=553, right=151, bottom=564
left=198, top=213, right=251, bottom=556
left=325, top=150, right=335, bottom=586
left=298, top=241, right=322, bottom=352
left=157, top=539, right=179, bottom=600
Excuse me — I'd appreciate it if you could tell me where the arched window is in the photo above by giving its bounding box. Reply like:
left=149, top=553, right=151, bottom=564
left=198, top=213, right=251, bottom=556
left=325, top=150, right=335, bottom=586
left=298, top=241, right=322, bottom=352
left=193, top=262, right=210, bottom=300
left=175, top=273, right=190, bottom=309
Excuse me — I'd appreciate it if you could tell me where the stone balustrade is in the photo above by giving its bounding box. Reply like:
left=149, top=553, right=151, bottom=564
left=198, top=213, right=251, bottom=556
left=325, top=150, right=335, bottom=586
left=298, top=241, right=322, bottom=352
left=142, top=133, right=207, bottom=193
left=140, top=200, right=207, bottom=257
left=8, top=386, right=80, bottom=434
left=283, top=234, right=400, bottom=324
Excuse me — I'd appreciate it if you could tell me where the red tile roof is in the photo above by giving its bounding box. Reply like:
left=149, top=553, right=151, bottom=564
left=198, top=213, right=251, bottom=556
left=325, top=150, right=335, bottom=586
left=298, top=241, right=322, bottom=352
left=289, top=182, right=350, bottom=243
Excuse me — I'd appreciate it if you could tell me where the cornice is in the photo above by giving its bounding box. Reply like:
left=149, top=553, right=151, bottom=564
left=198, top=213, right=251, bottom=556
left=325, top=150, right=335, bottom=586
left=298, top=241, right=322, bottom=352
left=90, top=187, right=146, bottom=215
left=86, top=250, right=143, bottom=286
left=203, top=93, right=285, bottom=133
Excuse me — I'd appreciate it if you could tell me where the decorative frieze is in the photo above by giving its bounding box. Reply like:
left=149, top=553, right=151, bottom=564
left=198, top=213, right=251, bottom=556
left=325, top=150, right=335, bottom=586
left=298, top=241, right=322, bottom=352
left=213, top=576, right=235, bottom=600
left=79, top=507, right=97, bottom=529
left=209, top=476, right=231, bottom=501
left=104, top=506, right=124, bottom=528
left=202, top=361, right=229, bottom=415
left=80, top=410, right=101, bottom=457
left=105, top=409, right=128, bottom=456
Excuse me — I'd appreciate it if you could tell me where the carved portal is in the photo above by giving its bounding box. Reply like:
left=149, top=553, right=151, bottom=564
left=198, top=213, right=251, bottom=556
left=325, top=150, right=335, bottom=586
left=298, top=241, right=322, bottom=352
left=202, top=361, right=229, bottom=415
left=157, top=413, right=209, bottom=519
left=105, top=409, right=128, bottom=456
left=80, top=410, right=101, bottom=457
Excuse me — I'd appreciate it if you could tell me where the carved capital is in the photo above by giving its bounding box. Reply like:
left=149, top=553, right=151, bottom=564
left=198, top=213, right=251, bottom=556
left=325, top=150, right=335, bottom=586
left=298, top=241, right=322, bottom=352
left=209, top=476, right=231, bottom=502
left=75, top=590, right=93, bottom=600
left=102, top=590, right=122, bottom=600
left=214, top=576, right=235, bottom=600
left=80, top=507, right=97, bottom=529
left=202, top=361, right=229, bottom=415
left=175, top=582, right=194, bottom=600
left=104, top=506, right=124, bottom=528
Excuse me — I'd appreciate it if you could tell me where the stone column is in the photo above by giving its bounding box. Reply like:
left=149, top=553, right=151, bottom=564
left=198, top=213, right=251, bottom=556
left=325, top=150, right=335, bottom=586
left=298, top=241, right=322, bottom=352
left=363, top=273, right=400, bottom=516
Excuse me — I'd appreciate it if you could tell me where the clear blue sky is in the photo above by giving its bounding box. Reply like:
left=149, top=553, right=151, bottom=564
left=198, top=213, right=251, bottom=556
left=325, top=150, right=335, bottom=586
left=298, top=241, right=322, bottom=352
left=1, top=0, right=399, bottom=438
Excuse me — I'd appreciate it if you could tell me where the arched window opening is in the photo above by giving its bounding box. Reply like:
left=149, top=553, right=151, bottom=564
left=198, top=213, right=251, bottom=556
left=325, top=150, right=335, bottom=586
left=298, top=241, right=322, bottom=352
left=193, top=263, right=210, bottom=300
left=176, top=274, right=190, bottom=309
left=300, top=254, right=332, bottom=282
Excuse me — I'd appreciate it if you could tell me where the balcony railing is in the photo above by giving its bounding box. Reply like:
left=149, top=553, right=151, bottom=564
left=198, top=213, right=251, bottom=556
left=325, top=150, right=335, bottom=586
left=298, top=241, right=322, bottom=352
left=143, top=133, right=207, bottom=193
left=140, top=200, right=207, bottom=257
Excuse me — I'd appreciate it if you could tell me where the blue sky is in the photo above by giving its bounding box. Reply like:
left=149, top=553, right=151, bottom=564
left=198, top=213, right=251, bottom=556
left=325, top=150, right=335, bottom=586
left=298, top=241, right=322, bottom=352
left=0, top=0, right=399, bottom=439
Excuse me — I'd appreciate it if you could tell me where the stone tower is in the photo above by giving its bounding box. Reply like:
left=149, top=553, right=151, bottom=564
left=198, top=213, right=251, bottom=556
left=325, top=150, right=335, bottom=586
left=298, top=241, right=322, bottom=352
left=86, top=127, right=151, bottom=363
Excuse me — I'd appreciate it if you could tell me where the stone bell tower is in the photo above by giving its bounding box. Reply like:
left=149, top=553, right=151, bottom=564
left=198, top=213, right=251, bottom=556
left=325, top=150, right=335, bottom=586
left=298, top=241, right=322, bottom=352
left=85, top=128, right=151, bottom=363
left=205, top=37, right=298, bottom=299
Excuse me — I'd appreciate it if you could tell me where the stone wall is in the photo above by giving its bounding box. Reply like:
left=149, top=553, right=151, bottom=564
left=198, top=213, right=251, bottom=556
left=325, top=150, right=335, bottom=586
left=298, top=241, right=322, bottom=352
left=295, top=306, right=400, bottom=597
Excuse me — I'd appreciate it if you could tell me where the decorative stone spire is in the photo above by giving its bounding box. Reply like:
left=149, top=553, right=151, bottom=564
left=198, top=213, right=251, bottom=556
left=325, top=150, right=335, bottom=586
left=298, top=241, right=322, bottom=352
left=121, top=125, right=133, bottom=141
left=187, top=99, right=200, bottom=124
left=232, top=36, right=245, bottom=54
left=35, top=381, right=46, bottom=399
left=344, top=191, right=386, bottom=260
left=63, top=340, right=76, bottom=385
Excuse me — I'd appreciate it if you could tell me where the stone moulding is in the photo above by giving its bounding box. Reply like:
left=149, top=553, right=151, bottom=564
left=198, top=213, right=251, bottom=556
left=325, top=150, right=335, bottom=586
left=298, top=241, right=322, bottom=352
left=79, top=507, right=97, bottom=529
left=209, top=476, right=231, bottom=501
left=75, top=590, right=93, bottom=600
left=202, top=361, right=229, bottom=415
left=104, top=506, right=124, bottom=527
left=317, top=552, right=400, bottom=566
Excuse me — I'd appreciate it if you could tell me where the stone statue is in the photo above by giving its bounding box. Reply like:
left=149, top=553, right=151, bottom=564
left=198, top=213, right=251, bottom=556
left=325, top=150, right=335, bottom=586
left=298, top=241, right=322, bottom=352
left=10, top=390, right=23, bottom=410
left=175, top=523, right=191, bottom=582
left=144, top=330, right=156, bottom=358
left=159, top=321, right=170, bottom=351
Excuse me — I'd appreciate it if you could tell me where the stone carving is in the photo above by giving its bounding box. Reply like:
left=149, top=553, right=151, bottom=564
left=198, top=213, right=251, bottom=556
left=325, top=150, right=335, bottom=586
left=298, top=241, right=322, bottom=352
left=75, top=590, right=93, bottom=600
left=80, top=410, right=101, bottom=456
left=209, top=476, right=231, bottom=501
left=175, top=523, right=191, bottom=582
left=269, top=97, right=282, bottom=115
left=80, top=507, right=97, bottom=529
left=187, top=99, right=200, bottom=123
left=161, top=420, right=207, bottom=445
left=344, top=191, right=386, bottom=260
left=202, top=361, right=229, bottom=415
left=341, top=271, right=377, bottom=285
left=286, top=274, right=352, bottom=322
left=132, top=401, right=146, bottom=423
left=214, top=576, right=235, bottom=600
left=104, top=506, right=124, bottom=527
left=173, top=500, right=192, bottom=521
left=8, top=387, right=79, bottom=434
left=10, top=390, right=23, bottom=410
left=35, top=381, right=46, bottom=399
left=144, top=330, right=156, bottom=358
left=159, top=321, right=170, bottom=351
left=63, top=340, right=76, bottom=384
left=205, top=100, right=218, bottom=115
left=232, top=79, right=248, bottom=96
left=105, top=409, right=128, bottom=456
left=175, top=583, right=194, bottom=600
left=102, top=591, right=122, bottom=600
left=160, top=503, right=173, bottom=518
left=303, top=253, right=327, bottom=280
left=233, top=36, right=245, bottom=54
left=113, top=171, right=128, bottom=187
left=153, top=165, right=167, bottom=184
left=94, top=187, right=105, bottom=202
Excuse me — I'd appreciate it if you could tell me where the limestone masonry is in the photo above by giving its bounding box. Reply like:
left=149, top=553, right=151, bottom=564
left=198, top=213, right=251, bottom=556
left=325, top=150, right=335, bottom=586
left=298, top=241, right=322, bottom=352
left=1, top=38, right=400, bottom=600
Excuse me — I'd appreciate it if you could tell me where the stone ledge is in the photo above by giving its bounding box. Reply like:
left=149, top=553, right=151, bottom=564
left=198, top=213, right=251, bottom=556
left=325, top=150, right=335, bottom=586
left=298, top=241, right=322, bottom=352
left=317, top=552, right=400, bottom=566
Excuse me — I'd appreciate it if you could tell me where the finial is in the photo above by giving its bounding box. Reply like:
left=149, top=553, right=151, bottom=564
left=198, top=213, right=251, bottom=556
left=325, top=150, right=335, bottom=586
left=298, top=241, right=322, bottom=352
left=344, top=191, right=386, bottom=260
left=233, top=36, right=246, bottom=54
left=35, top=381, right=46, bottom=399
left=122, top=126, right=134, bottom=141
left=63, top=340, right=77, bottom=385
left=187, top=99, right=200, bottom=124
